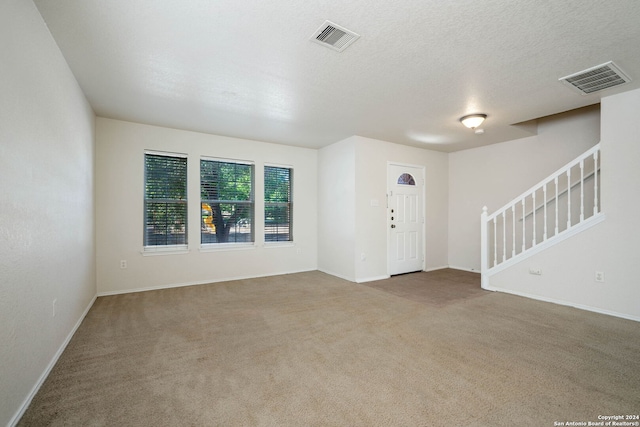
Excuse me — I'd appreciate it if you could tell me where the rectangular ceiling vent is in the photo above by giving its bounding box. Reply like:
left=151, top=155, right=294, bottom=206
left=559, top=61, right=631, bottom=95
left=310, top=20, right=360, bottom=52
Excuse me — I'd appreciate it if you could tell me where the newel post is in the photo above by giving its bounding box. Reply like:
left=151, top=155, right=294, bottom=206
left=480, top=206, right=489, bottom=290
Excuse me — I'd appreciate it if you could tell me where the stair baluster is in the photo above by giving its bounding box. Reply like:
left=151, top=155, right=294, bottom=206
left=480, top=144, right=603, bottom=289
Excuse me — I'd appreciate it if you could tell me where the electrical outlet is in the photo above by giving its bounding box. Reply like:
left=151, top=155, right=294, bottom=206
left=120, top=260, right=127, bottom=269
left=595, top=271, right=605, bottom=283
left=529, top=267, right=542, bottom=276
left=52, top=299, right=57, bottom=317
left=360, top=253, right=366, bottom=261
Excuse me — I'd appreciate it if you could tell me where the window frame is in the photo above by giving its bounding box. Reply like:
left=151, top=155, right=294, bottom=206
left=143, top=150, right=188, bottom=254
left=264, top=164, right=293, bottom=244
left=200, top=157, right=255, bottom=249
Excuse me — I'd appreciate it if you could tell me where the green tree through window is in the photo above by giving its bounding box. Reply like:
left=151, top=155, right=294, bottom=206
left=264, top=166, right=292, bottom=242
left=201, top=159, right=254, bottom=244
left=144, top=153, right=188, bottom=247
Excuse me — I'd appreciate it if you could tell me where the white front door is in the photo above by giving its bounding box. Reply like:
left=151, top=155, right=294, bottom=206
left=388, top=164, right=424, bottom=276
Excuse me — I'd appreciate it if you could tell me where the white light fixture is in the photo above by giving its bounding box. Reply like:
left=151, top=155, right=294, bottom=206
left=460, top=114, right=487, bottom=129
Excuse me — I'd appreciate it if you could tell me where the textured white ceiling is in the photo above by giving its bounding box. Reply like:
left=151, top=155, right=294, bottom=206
left=34, top=0, right=640, bottom=152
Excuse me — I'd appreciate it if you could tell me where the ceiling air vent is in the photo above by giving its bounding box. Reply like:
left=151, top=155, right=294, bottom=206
left=310, top=20, right=360, bottom=52
left=559, top=61, right=631, bottom=95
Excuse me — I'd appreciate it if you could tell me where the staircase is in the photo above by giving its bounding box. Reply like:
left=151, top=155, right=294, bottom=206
left=480, top=143, right=605, bottom=289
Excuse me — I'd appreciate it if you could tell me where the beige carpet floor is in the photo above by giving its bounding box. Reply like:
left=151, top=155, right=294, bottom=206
left=363, top=268, right=486, bottom=307
left=19, top=270, right=640, bottom=426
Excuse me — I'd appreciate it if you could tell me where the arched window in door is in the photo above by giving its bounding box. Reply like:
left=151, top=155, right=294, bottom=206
left=397, top=173, right=416, bottom=186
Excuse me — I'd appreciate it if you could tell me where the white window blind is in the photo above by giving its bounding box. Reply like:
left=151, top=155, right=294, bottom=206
left=264, top=166, right=292, bottom=242
left=200, top=159, right=254, bottom=244
left=144, top=153, right=188, bottom=247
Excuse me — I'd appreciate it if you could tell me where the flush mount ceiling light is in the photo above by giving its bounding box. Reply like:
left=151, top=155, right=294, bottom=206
left=460, top=114, right=487, bottom=129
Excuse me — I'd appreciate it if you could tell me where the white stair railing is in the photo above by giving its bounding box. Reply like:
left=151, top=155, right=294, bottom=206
left=481, top=143, right=603, bottom=288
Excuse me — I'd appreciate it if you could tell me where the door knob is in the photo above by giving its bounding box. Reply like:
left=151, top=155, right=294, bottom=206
left=391, top=224, right=396, bottom=228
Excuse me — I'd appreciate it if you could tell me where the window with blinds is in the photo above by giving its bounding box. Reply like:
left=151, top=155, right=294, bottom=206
left=264, top=166, right=292, bottom=242
left=144, top=152, right=188, bottom=248
left=201, top=159, right=254, bottom=244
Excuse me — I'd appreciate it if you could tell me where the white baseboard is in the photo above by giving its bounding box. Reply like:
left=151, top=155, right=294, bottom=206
left=316, top=268, right=356, bottom=283
left=445, top=265, right=481, bottom=274
left=423, top=265, right=447, bottom=272
left=488, top=286, right=640, bottom=323
left=356, top=275, right=390, bottom=283
left=97, top=268, right=318, bottom=296
left=9, top=294, right=97, bottom=427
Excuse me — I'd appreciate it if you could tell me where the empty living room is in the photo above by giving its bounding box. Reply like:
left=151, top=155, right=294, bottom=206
left=2, top=1, right=640, bottom=426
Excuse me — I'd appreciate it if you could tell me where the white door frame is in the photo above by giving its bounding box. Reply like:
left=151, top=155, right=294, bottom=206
left=387, top=161, right=426, bottom=276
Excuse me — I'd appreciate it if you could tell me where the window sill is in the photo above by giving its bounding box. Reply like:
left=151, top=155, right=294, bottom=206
left=264, top=242, right=295, bottom=249
left=142, top=245, right=189, bottom=256
left=199, top=243, right=256, bottom=253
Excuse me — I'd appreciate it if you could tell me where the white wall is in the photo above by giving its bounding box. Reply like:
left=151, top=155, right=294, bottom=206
left=448, top=105, right=601, bottom=271
left=318, top=136, right=449, bottom=282
left=317, top=138, right=357, bottom=281
left=95, top=118, right=318, bottom=294
left=354, top=136, right=449, bottom=281
left=489, top=89, right=640, bottom=321
left=0, top=1, right=96, bottom=425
